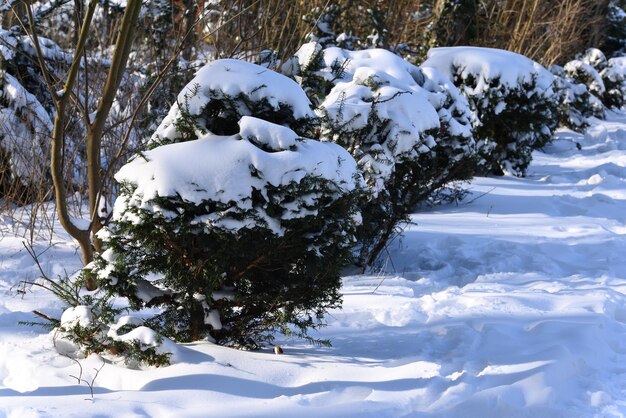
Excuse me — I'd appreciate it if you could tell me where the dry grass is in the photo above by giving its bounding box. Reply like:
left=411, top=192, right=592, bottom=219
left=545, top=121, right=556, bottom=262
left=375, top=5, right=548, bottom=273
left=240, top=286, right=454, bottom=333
left=202, top=0, right=610, bottom=66
left=475, top=0, right=610, bottom=65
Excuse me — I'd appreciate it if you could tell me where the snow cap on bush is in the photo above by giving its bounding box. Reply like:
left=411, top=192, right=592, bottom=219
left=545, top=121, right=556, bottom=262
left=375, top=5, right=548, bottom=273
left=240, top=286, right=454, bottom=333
left=423, top=46, right=558, bottom=176
left=424, top=46, right=554, bottom=95
left=563, top=59, right=606, bottom=97
left=115, top=116, right=361, bottom=235
left=152, top=59, right=316, bottom=144
left=577, top=48, right=608, bottom=72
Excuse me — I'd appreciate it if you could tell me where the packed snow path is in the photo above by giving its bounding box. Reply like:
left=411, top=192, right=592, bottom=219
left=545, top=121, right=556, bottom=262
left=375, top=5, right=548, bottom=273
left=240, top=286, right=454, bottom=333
left=3, top=114, right=626, bottom=417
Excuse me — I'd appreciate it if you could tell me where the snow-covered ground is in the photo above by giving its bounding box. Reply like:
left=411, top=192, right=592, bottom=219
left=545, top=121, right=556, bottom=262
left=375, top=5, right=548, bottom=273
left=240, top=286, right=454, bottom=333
left=3, top=113, right=626, bottom=417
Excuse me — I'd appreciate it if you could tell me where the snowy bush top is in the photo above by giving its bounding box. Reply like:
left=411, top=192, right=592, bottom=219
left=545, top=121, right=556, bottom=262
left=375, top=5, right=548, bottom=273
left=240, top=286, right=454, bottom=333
left=115, top=116, right=360, bottom=235
left=320, top=78, right=439, bottom=195
left=152, top=59, right=316, bottom=144
left=290, top=43, right=444, bottom=195
left=423, top=46, right=554, bottom=94
left=292, top=42, right=426, bottom=89
left=564, top=60, right=606, bottom=95
left=577, top=48, right=608, bottom=71
left=322, top=72, right=440, bottom=141
left=605, top=57, right=626, bottom=78
left=290, top=42, right=474, bottom=142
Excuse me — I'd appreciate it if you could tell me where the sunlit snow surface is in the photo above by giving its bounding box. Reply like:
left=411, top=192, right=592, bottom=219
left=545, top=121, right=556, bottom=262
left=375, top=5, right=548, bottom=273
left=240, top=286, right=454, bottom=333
left=3, top=113, right=626, bottom=416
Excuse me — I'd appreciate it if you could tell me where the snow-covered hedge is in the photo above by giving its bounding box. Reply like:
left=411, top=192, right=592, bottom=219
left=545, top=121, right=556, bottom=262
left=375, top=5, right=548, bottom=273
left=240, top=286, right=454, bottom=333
left=285, top=43, right=477, bottom=266
left=423, top=46, right=559, bottom=176
left=91, top=61, right=362, bottom=347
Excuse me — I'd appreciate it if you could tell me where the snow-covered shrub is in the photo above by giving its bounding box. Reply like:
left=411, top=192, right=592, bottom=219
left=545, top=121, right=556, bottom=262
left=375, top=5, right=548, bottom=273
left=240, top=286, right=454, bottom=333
left=23, top=271, right=173, bottom=367
left=599, top=57, right=626, bottom=110
left=603, top=1, right=626, bottom=57
left=423, top=46, right=559, bottom=176
left=90, top=60, right=362, bottom=347
left=0, top=70, right=51, bottom=203
left=563, top=59, right=606, bottom=101
left=567, top=48, right=626, bottom=110
left=550, top=64, right=605, bottom=131
left=576, top=48, right=608, bottom=72
left=285, top=43, right=477, bottom=266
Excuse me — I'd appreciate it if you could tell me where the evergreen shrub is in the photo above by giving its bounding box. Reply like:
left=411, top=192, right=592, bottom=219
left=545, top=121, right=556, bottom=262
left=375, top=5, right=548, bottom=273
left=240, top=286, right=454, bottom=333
left=90, top=60, right=362, bottom=347
left=285, top=43, right=477, bottom=266
left=424, top=46, right=559, bottom=176
left=550, top=64, right=605, bottom=132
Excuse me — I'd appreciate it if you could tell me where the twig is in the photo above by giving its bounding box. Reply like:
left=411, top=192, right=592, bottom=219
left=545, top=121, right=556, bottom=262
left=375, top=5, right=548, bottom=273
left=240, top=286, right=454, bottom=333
left=465, top=187, right=496, bottom=205
left=67, top=356, right=83, bottom=385
left=68, top=357, right=105, bottom=401
left=32, top=310, right=60, bottom=325
left=372, top=245, right=396, bottom=294
left=83, top=361, right=105, bottom=401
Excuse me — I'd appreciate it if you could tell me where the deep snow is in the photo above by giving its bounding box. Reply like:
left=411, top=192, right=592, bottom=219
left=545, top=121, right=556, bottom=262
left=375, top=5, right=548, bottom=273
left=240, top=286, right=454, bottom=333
left=3, top=113, right=626, bottom=416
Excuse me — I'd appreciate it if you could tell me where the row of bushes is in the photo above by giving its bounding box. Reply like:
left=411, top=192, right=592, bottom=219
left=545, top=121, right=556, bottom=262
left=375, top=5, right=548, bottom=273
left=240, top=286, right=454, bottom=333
left=53, top=42, right=626, bottom=366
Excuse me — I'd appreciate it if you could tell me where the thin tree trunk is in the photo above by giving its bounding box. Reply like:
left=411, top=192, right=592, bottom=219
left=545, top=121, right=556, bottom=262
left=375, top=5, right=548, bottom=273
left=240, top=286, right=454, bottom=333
left=87, top=0, right=142, bottom=253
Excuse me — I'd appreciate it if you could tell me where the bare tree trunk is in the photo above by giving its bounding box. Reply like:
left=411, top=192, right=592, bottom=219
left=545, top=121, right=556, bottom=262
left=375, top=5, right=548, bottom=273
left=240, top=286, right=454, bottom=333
left=87, top=0, right=142, bottom=254
left=25, top=0, right=142, bottom=290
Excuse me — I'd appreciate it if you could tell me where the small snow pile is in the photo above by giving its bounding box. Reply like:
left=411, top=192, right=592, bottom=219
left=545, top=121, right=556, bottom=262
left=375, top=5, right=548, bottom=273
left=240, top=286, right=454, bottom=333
left=286, top=42, right=477, bottom=266
left=424, top=46, right=558, bottom=176
left=151, top=59, right=316, bottom=144
left=93, top=60, right=363, bottom=347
